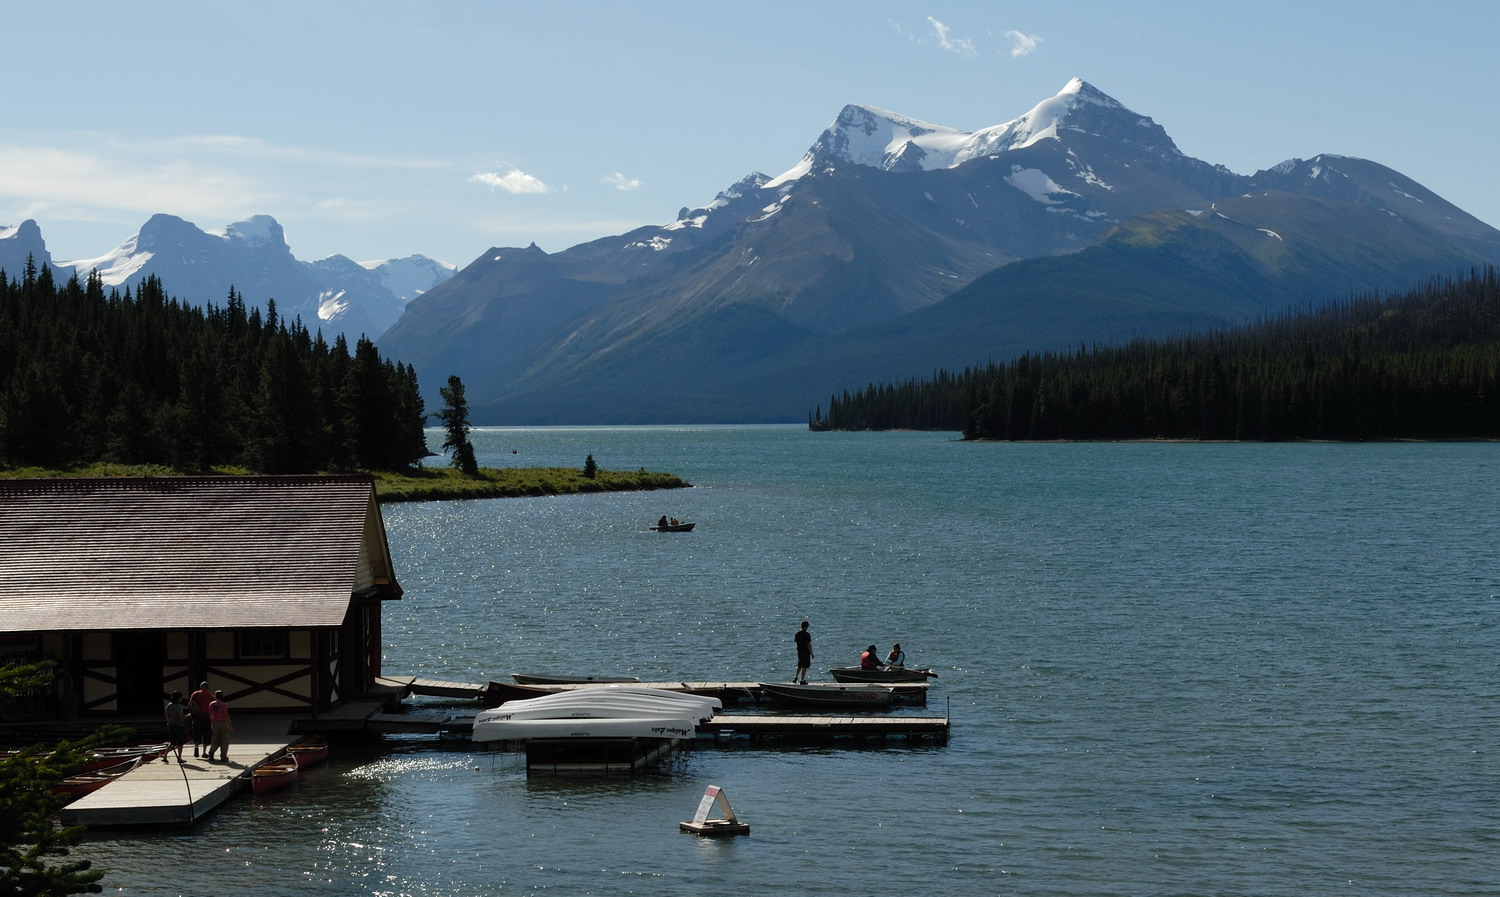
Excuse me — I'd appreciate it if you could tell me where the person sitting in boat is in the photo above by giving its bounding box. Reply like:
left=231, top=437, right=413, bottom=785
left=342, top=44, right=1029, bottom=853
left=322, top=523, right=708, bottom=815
left=885, top=643, right=906, bottom=668
left=860, top=645, right=883, bottom=670
left=658, top=515, right=668, bottom=529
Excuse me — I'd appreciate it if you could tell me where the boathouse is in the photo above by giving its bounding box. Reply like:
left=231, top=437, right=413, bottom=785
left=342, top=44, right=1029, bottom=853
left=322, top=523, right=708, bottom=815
left=0, top=475, right=401, bottom=718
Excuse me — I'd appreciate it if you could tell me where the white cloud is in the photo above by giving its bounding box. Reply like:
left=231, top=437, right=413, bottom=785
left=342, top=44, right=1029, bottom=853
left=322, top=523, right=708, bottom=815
left=927, top=17, right=976, bottom=57
left=600, top=172, right=641, bottom=191
left=469, top=169, right=552, bottom=194
left=0, top=144, right=278, bottom=220
left=1004, top=30, right=1042, bottom=58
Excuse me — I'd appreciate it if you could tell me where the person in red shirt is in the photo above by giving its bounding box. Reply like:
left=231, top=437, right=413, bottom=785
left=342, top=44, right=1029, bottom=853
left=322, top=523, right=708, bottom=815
left=207, top=690, right=234, bottom=763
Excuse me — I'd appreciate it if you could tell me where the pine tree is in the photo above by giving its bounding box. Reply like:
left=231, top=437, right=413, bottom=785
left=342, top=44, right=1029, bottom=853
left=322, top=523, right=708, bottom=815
left=437, top=375, right=478, bottom=475
left=0, top=661, right=129, bottom=896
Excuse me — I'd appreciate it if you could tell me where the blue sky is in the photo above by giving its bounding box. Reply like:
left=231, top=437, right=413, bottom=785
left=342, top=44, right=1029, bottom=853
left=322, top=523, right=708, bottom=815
left=4, top=1, right=1498, bottom=268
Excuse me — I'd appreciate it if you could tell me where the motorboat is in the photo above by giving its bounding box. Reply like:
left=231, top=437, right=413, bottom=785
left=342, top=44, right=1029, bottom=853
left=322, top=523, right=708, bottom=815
left=650, top=521, right=695, bottom=532
left=828, top=666, right=938, bottom=683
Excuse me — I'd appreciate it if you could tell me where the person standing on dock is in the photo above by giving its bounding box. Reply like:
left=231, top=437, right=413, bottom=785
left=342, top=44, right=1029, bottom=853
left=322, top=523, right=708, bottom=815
left=207, top=690, right=234, bottom=762
left=188, top=681, right=213, bottom=758
left=164, top=691, right=188, bottom=763
left=793, top=620, right=813, bottom=685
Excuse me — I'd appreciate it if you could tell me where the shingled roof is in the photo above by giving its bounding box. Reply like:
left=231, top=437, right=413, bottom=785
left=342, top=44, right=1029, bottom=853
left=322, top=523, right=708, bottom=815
left=0, top=476, right=400, bottom=632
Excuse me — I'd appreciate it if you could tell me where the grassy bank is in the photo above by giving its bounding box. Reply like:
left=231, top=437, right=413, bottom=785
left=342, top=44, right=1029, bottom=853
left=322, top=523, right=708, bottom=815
left=0, top=464, right=691, bottom=503
left=370, top=466, right=690, bottom=503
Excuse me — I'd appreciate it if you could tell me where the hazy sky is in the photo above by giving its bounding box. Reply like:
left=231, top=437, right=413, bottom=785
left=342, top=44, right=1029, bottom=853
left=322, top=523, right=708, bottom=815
left=4, top=1, right=1497, bottom=267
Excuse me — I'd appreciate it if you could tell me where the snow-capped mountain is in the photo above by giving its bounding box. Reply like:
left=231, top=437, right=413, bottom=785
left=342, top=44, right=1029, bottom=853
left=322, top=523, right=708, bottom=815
left=0, top=214, right=453, bottom=343
left=0, top=220, right=53, bottom=279
left=379, top=78, right=1500, bottom=424
left=768, top=78, right=1164, bottom=183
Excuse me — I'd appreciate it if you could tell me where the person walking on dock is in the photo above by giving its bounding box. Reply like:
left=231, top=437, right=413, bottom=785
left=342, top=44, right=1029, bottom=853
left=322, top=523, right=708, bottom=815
left=793, top=620, right=813, bottom=684
left=207, top=690, right=234, bottom=762
left=188, top=681, right=213, bottom=758
left=164, top=691, right=188, bottom=763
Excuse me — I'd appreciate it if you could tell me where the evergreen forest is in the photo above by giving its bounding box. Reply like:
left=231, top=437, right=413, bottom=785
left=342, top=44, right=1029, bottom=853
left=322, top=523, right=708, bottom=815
left=815, top=267, right=1500, bottom=441
left=0, top=258, right=428, bottom=472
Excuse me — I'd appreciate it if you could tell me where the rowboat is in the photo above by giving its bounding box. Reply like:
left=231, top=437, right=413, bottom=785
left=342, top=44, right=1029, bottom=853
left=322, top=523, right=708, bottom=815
left=650, top=522, right=695, bottom=532
left=55, top=756, right=141, bottom=800
left=472, top=715, right=698, bottom=742
left=512, top=674, right=640, bottom=685
left=78, top=742, right=171, bottom=772
left=828, top=666, right=938, bottom=683
left=757, top=681, right=895, bottom=707
left=251, top=753, right=299, bottom=794
left=288, top=736, right=329, bottom=767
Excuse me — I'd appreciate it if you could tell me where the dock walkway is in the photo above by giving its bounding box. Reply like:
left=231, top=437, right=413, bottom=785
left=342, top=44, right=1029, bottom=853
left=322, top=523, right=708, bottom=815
left=698, top=713, right=949, bottom=741
left=58, top=718, right=298, bottom=827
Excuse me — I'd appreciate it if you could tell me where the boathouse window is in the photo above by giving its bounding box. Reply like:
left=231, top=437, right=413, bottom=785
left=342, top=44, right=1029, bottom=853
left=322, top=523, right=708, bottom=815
left=237, top=630, right=289, bottom=659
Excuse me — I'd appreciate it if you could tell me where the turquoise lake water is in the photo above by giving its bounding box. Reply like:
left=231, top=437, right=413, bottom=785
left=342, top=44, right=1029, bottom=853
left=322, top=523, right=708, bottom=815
left=81, top=426, right=1500, bottom=895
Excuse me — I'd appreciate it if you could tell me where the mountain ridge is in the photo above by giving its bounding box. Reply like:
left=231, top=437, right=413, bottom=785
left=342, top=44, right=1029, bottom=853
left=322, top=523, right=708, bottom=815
left=379, top=78, right=1500, bottom=423
left=0, top=213, right=455, bottom=344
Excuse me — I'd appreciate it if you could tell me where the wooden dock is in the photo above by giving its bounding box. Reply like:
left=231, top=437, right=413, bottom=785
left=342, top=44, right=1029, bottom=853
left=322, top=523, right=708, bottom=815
left=698, top=714, right=949, bottom=742
left=58, top=718, right=301, bottom=827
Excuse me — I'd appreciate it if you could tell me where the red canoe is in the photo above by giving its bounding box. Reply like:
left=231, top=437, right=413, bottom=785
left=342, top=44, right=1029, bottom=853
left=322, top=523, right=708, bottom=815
left=55, top=756, right=142, bottom=800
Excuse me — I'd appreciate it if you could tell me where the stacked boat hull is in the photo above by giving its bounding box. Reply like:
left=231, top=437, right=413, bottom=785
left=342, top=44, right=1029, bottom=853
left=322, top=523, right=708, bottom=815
left=472, top=686, right=719, bottom=743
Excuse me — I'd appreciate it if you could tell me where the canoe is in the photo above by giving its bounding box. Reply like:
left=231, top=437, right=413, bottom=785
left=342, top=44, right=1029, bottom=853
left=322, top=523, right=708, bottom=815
left=512, top=674, right=640, bottom=685
left=650, top=522, right=695, bottom=532
left=55, top=756, right=141, bottom=800
left=828, top=666, right=938, bottom=683
left=288, top=736, right=329, bottom=767
left=472, top=715, right=699, bottom=743
left=758, top=682, right=895, bottom=707
left=251, top=754, right=299, bottom=793
left=78, top=742, right=171, bottom=773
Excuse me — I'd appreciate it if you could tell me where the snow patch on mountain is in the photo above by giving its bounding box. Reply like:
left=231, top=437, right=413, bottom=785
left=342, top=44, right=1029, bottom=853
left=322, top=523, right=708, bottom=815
left=359, top=254, right=456, bottom=301
left=213, top=215, right=282, bottom=247
left=1004, top=166, right=1079, bottom=204
left=318, top=289, right=350, bottom=321
left=63, top=236, right=153, bottom=286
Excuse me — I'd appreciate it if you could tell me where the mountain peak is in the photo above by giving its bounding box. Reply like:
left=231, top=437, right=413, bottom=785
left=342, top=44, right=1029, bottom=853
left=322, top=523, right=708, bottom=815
left=768, top=79, right=1159, bottom=187
left=215, top=215, right=286, bottom=249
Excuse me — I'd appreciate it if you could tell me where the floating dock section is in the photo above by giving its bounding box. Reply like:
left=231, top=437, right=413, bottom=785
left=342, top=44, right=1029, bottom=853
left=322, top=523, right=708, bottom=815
left=57, top=719, right=302, bottom=827
left=524, top=737, right=684, bottom=776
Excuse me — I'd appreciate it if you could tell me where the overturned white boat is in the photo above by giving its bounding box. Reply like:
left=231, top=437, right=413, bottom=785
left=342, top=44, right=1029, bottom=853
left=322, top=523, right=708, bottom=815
left=472, top=686, right=717, bottom=743
left=472, top=716, right=698, bottom=742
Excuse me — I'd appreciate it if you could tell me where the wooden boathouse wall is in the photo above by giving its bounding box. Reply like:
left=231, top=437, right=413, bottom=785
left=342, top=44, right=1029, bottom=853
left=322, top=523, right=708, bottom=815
left=0, top=476, right=403, bottom=718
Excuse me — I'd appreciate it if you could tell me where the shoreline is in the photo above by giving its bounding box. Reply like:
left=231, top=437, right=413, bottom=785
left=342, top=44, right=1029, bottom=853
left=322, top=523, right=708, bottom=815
left=0, top=465, right=692, bottom=503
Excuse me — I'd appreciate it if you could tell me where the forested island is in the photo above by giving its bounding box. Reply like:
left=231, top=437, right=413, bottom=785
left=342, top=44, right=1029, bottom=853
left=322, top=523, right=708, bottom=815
left=0, top=260, right=687, bottom=497
left=814, top=267, right=1500, bottom=441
